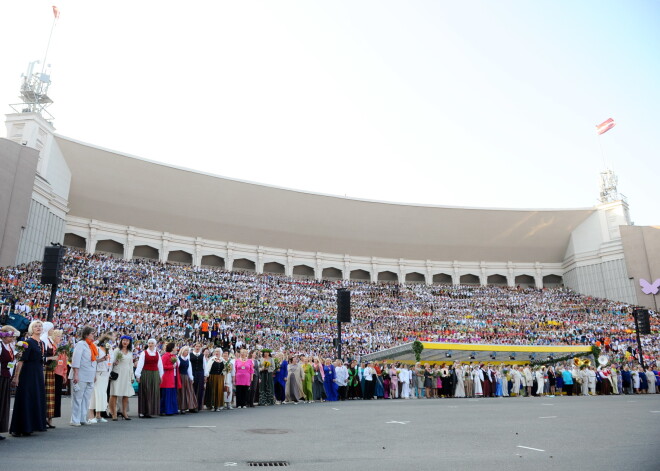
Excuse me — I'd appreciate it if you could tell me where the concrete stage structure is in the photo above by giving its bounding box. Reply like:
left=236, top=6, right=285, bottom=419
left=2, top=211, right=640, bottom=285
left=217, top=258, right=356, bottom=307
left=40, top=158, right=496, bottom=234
left=1, top=111, right=658, bottom=310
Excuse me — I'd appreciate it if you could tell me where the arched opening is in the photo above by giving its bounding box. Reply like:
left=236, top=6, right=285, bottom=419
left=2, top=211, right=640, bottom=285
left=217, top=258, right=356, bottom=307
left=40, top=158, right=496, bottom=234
left=377, top=271, right=398, bottom=283
left=543, top=274, right=563, bottom=288
left=487, top=274, right=508, bottom=286
left=405, top=272, right=425, bottom=284
left=233, top=258, right=256, bottom=272
left=95, top=239, right=124, bottom=257
left=350, top=269, right=370, bottom=281
left=293, top=265, right=315, bottom=278
left=322, top=267, right=343, bottom=280
left=263, top=262, right=285, bottom=274
left=432, top=273, right=452, bottom=285
left=168, top=250, right=192, bottom=265
left=133, top=245, right=159, bottom=260
left=63, top=233, right=86, bottom=249
left=200, top=255, right=225, bottom=268
left=515, top=274, right=536, bottom=288
left=459, top=274, right=480, bottom=285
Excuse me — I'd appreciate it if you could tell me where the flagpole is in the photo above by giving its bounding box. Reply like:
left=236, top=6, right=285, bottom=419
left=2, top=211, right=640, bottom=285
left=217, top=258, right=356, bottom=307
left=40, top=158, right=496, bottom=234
left=40, top=13, right=59, bottom=76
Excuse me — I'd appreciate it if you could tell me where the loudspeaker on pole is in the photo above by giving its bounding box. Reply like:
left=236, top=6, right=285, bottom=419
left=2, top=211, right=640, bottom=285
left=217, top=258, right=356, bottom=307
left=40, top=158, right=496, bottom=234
left=337, top=288, right=351, bottom=323
left=41, top=245, right=65, bottom=285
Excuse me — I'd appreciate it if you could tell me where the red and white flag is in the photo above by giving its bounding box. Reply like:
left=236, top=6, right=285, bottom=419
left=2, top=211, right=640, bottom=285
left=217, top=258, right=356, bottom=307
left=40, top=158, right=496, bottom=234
left=596, top=118, right=615, bottom=135
left=52, top=5, right=60, bottom=19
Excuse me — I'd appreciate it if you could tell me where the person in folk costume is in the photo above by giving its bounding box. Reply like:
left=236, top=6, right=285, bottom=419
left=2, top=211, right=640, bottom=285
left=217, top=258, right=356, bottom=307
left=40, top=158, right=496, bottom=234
left=335, top=360, right=349, bottom=400
left=373, top=362, right=384, bottom=399
left=248, top=350, right=260, bottom=407
left=423, top=363, right=434, bottom=399
left=312, top=357, right=326, bottom=402
left=222, top=350, right=234, bottom=409
left=501, top=366, right=510, bottom=397
left=234, top=349, right=254, bottom=408
left=40, top=322, right=58, bottom=428
left=453, top=363, right=466, bottom=398
left=300, top=355, right=314, bottom=403
left=464, top=365, right=473, bottom=398
left=322, top=358, right=338, bottom=402
left=511, top=366, right=522, bottom=397
left=0, top=325, right=20, bottom=440
left=587, top=366, right=597, bottom=395
left=389, top=363, right=399, bottom=399
left=285, top=355, right=305, bottom=403
left=259, top=350, right=276, bottom=406
left=10, top=320, right=47, bottom=435
left=482, top=364, right=492, bottom=397
left=204, top=348, right=227, bottom=411
left=579, top=366, right=589, bottom=396
left=472, top=364, right=484, bottom=397
left=645, top=368, right=656, bottom=394
left=177, top=346, right=198, bottom=414
left=381, top=364, right=391, bottom=399
left=43, top=326, right=66, bottom=428
left=535, top=367, right=545, bottom=397
left=347, top=360, right=360, bottom=400
left=362, top=361, right=376, bottom=400
left=399, top=364, right=410, bottom=399
left=135, top=338, right=164, bottom=418
left=273, top=353, right=288, bottom=404
left=189, top=343, right=206, bottom=412
left=109, top=335, right=135, bottom=420
left=88, top=333, right=113, bottom=423
left=523, top=365, right=533, bottom=397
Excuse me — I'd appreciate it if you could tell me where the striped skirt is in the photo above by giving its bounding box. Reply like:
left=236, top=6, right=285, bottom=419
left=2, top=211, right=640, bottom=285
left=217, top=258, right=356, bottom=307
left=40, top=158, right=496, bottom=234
left=178, top=375, right=198, bottom=411
left=138, top=370, right=161, bottom=417
left=204, top=374, right=224, bottom=409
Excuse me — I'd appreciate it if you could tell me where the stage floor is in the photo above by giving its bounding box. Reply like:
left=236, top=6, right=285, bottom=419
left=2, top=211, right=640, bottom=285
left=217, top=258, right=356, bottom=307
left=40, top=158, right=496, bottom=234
left=4, top=393, right=659, bottom=470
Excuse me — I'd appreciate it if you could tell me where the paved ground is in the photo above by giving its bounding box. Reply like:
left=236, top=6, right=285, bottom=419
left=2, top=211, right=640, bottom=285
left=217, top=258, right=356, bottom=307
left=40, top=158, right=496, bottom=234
left=3, top=394, right=659, bottom=470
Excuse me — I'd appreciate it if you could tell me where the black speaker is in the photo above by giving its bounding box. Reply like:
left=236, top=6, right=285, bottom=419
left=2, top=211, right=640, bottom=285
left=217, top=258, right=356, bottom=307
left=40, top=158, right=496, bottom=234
left=41, top=246, right=65, bottom=285
left=337, top=289, right=351, bottom=323
left=635, top=309, right=651, bottom=335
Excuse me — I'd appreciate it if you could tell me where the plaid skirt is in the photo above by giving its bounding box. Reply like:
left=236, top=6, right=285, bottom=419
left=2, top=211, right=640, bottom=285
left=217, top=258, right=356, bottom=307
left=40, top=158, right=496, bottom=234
left=45, top=369, right=56, bottom=418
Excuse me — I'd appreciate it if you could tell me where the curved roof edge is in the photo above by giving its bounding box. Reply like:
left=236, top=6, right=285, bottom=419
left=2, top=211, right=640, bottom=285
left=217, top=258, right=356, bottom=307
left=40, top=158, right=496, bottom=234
left=54, top=134, right=595, bottom=213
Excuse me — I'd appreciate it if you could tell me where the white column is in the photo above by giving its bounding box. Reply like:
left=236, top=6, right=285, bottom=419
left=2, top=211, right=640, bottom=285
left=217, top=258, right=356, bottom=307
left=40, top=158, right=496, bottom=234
left=160, top=234, right=170, bottom=264
left=285, top=250, right=293, bottom=277
left=480, top=262, right=488, bottom=286
left=535, top=262, right=543, bottom=289
left=314, top=255, right=322, bottom=281
left=507, top=262, right=515, bottom=287
left=87, top=225, right=98, bottom=254
left=226, top=246, right=234, bottom=272
left=124, top=229, right=135, bottom=260
left=452, top=261, right=460, bottom=286
left=343, top=255, right=350, bottom=281
left=425, top=261, right=432, bottom=286
left=256, top=247, right=264, bottom=274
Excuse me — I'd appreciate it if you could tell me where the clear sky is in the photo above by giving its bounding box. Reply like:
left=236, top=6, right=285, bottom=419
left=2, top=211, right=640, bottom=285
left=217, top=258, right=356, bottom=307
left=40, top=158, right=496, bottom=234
left=1, top=1, right=658, bottom=225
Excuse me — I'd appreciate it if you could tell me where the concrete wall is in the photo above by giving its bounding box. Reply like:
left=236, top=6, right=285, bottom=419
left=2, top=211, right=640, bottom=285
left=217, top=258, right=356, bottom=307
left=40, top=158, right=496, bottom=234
left=0, top=139, right=39, bottom=266
left=620, top=225, right=660, bottom=310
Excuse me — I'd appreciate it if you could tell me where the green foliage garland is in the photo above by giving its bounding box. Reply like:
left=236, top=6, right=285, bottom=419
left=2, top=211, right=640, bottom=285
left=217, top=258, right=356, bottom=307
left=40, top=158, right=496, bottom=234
left=529, top=345, right=601, bottom=367
left=412, top=340, right=424, bottom=362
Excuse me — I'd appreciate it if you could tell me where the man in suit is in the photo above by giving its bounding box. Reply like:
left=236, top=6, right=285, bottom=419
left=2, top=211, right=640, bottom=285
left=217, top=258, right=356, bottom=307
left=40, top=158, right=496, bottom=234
left=70, top=326, right=97, bottom=426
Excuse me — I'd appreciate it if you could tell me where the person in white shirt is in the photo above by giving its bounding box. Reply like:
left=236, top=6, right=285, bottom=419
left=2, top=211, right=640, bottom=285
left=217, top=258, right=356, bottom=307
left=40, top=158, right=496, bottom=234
left=399, top=365, right=411, bottom=399
left=222, top=351, right=234, bottom=409
left=334, top=360, right=348, bottom=400
left=363, top=362, right=376, bottom=400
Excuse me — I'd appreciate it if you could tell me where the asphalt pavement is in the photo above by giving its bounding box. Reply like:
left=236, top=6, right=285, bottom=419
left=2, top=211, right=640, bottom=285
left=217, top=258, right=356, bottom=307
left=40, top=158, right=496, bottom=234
left=3, top=394, right=659, bottom=470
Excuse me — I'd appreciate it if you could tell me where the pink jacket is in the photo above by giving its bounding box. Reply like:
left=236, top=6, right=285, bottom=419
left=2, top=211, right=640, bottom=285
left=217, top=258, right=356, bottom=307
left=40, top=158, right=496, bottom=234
left=234, top=358, right=254, bottom=386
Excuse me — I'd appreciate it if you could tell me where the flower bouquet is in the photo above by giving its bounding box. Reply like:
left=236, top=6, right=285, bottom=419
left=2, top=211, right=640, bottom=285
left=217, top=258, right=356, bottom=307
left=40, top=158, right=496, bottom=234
left=274, top=357, right=281, bottom=371
left=170, top=355, right=178, bottom=365
left=223, top=360, right=233, bottom=375
left=15, top=341, right=29, bottom=362
left=115, top=351, right=124, bottom=363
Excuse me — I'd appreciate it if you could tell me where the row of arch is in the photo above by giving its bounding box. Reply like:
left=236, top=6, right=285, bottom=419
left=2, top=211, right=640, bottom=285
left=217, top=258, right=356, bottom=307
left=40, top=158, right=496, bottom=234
left=64, top=234, right=563, bottom=287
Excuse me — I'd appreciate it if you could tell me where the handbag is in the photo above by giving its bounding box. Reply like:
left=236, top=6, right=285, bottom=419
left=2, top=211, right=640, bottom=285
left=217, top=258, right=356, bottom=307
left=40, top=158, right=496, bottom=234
left=109, top=371, right=119, bottom=381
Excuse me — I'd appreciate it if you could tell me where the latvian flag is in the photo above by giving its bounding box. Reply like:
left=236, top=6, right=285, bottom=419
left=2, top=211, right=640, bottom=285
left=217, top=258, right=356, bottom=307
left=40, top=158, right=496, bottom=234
left=596, top=118, right=615, bottom=135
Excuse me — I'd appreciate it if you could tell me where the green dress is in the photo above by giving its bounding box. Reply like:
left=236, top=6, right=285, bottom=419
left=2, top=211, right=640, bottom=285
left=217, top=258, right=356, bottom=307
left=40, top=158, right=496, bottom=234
left=302, top=363, right=314, bottom=401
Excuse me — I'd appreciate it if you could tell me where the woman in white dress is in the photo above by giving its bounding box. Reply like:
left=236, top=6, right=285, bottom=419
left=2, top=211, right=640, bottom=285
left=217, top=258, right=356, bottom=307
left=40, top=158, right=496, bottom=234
left=535, top=367, right=545, bottom=397
left=109, top=336, right=135, bottom=420
left=88, top=333, right=112, bottom=423
left=645, top=369, right=656, bottom=394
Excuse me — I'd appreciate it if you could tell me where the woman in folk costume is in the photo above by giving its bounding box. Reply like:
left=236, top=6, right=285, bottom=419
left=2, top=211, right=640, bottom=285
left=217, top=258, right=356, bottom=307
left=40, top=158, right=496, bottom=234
left=323, top=358, right=338, bottom=402
left=453, top=363, right=465, bottom=398
left=535, top=367, right=545, bottom=397
left=472, top=364, right=484, bottom=397
left=135, top=338, right=164, bottom=418
left=189, top=343, right=206, bottom=412
left=389, top=364, right=399, bottom=399
left=222, top=350, right=234, bottom=409
left=273, top=353, right=287, bottom=404
left=312, top=357, right=326, bottom=402
left=645, top=368, right=656, bottom=394
left=300, top=355, right=314, bottom=403
left=40, top=322, right=58, bottom=428
left=382, top=365, right=391, bottom=399
left=464, top=365, right=473, bottom=398
left=259, top=350, right=276, bottom=406
left=89, top=333, right=113, bottom=423
left=0, top=325, right=20, bottom=440
left=248, top=350, right=260, bottom=407
left=10, top=320, right=47, bottom=436
left=347, top=360, right=360, bottom=400
left=177, top=346, right=197, bottom=414
left=204, top=348, right=227, bottom=411
left=109, top=335, right=135, bottom=420
left=285, top=355, right=305, bottom=403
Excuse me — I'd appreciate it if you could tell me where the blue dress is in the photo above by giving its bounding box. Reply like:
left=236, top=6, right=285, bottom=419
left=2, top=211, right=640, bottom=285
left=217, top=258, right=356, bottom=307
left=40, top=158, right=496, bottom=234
left=10, top=338, right=47, bottom=435
left=323, top=365, right=338, bottom=401
left=495, top=378, right=503, bottom=397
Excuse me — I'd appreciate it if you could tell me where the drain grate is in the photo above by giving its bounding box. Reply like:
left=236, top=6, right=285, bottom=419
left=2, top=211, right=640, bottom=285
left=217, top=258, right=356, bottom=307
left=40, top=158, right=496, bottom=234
left=247, top=461, right=289, bottom=467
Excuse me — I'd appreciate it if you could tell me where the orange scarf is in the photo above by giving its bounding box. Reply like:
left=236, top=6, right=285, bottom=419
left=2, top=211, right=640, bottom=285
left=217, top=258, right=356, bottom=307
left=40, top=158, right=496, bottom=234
left=86, top=338, right=98, bottom=362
